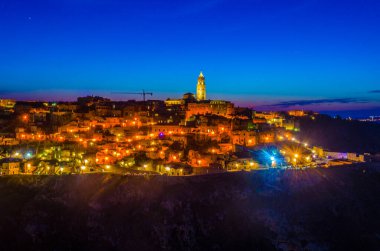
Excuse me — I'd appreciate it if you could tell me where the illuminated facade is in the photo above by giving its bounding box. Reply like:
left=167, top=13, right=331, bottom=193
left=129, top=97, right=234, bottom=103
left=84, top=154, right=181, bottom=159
left=196, top=72, right=206, bottom=101
left=186, top=100, right=234, bottom=119
left=1, top=160, right=20, bottom=175
left=0, top=99, right=16, bottom=109
left=288, top=110, right=305, bottom=117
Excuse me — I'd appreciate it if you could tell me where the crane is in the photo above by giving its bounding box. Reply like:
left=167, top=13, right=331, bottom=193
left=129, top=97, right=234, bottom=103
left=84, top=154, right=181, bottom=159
left=111, top=90, right=153, bottom=101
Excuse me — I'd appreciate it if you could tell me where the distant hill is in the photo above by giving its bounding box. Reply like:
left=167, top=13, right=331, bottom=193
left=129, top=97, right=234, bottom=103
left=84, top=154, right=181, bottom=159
left=1, top=166, right=380, bottom=250
left=297, top=115, right=380, bottom=153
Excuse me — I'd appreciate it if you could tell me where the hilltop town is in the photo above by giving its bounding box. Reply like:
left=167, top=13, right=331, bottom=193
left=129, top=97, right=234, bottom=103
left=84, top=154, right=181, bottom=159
left=0, top=73, right=371, bottom=176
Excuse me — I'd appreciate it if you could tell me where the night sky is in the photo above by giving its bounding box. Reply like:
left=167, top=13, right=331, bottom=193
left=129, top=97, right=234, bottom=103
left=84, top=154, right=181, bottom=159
left=1, top=0, right=379, bottom=117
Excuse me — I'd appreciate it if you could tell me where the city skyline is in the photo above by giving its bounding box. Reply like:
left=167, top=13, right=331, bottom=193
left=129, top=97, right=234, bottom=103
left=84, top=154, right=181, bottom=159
left=1, top=71, right=379, bottom=118
left=1, top=0, right=380, bottom=117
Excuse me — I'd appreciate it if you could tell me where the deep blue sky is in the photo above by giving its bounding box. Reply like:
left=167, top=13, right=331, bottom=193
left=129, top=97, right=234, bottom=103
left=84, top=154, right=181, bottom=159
left=1, top=0, right=380, bottom=116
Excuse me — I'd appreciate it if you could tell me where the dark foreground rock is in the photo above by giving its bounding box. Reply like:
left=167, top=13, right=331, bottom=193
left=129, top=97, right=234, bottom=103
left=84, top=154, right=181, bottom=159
left=1, top=165, right=380, bottom=251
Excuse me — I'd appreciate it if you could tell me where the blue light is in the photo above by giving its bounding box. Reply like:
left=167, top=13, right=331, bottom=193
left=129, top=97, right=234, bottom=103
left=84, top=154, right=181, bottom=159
left=270, top=156, right=275, bottom=161
left=158, top=132, right=165, bottom=139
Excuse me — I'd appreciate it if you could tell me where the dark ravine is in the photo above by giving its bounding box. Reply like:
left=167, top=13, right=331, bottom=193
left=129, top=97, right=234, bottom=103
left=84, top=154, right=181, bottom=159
left=1, top=165, right=380, bottom=251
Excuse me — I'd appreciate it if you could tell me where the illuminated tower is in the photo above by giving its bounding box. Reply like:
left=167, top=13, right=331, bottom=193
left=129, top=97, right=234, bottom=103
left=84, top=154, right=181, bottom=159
left=196, top=71, right=206, bottom=101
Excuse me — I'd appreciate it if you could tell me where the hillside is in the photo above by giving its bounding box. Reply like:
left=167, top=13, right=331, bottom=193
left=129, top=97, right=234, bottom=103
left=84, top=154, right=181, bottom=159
left=1, top=165, right=380, bottom=250
left=297, top=115, right=380, bottom=153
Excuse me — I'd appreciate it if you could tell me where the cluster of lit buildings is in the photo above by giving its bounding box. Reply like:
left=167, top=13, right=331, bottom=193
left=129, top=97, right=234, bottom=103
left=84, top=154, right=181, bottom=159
left=0, top=72, right=367, bottom=176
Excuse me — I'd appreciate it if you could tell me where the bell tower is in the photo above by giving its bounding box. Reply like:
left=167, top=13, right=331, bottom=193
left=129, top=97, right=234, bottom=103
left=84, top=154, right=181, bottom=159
left=196, top=71, right=206, bottom=101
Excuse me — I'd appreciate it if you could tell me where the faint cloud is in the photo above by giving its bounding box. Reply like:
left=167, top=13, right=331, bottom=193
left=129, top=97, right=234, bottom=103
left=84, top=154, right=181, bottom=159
left=369, top=90, right=380, bottom=93
left=268, top=98, right=368, bottom=108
